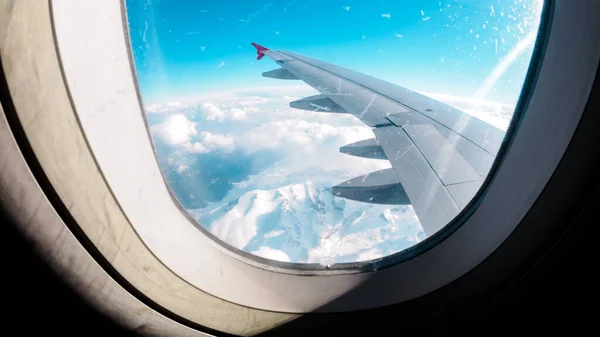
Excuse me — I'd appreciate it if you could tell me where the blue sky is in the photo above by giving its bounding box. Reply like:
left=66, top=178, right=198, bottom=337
left=126, top=0, right=543, bottom=105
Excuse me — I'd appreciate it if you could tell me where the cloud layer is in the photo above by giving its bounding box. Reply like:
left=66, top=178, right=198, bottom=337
left=146, top=86, right=515, bottom=263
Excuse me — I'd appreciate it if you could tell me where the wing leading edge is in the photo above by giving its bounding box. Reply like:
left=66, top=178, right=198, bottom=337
left=251, top=42, right=506, bottom=236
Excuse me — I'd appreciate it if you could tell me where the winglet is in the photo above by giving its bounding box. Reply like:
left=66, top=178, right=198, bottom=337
left=251, top=42, right=269, bottom=60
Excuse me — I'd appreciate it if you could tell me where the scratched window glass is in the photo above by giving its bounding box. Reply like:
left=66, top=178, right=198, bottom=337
left=125, top=0, right=544, bottom=265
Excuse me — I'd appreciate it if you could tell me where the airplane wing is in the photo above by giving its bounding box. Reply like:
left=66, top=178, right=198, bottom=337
left=251, top=42, right=506, bottom=236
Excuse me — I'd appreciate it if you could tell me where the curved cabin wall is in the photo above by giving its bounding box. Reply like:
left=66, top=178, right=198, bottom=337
left=0, top=1, right=295, bottom=335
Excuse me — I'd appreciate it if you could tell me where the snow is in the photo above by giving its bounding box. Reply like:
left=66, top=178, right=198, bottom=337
left=196, top=180, right=422, bottom=264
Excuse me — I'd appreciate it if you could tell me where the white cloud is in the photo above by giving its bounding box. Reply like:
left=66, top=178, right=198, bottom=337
left=185, top=142, right=210, bottom=153
left=342, top=6, right=350, bottom=11
left=419, top=92, right=514, bottom=130
left=234, top=96, right=270, bottom=107
left=151, top=114, right=197, bottom=146
left=251, top=247, right=291, bottom=262
left=395, top=33, right=403, bottom=38
left=201, top=102, right=225, bottom=121
left=230, top=108, right=247, bottom=120
left=145, top=104, right=162, bottom=113
left=199, top=132, right=235, bottom=152
left=217, top=61, right=225, bottom=68
left=145, top=101, right=190, bottom=114
left=150, top=114, right=235, bottom=154
left=381, top=13, right=391, bottom=18
left=203, top=113, right=390, bottom=202
left=237, top=119, right=367, bottom=154
left=177, top=164, right=189, bottom=173
left=199, top=102, right=251, bottom=122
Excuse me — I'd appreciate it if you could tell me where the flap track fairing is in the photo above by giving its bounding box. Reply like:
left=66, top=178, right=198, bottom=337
left=262, top=68, right=299, bottom=80
left=290, top=94, right=347, bottom=113
left=331, top=168, right=410, bottom=205
left=339, top=138, right=387, bottom=160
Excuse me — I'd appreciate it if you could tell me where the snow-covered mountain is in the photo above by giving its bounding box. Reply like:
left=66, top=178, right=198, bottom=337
left=191, top=180, right=424, bottom=264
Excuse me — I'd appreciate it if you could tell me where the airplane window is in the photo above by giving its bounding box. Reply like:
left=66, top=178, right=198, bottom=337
left=124, top=0, right=543, bottom=265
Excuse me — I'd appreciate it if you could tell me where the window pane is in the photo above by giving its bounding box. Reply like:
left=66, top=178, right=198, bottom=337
left=125, top=0, right=544, bottom=265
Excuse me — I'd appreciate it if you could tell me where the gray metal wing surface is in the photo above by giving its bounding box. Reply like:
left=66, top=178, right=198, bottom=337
left=251, top=42, right=506, bottom=236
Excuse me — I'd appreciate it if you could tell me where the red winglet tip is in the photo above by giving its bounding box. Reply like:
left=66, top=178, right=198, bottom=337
left=251, top=42, right=269, bottom=51
left=251, top=42, right=269, bottom=60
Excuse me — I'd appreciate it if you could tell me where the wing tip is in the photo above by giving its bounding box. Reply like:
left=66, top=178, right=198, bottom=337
left=251, top=42, right=269, bottom=60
